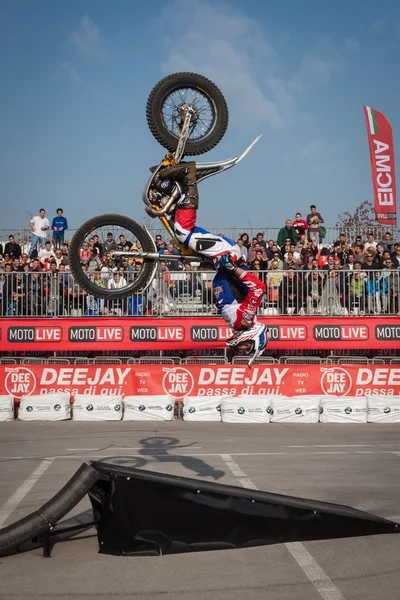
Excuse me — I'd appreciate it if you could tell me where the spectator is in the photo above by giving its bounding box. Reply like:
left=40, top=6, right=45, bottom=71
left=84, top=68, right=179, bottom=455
left=20, top=253, right=29, bottom=268
left=268, top=250, right=283, bottom=270
left=375, top=244, right=385, bottom=268
left=3, top=253, right=12, bottom=266
left=28, top=208, right=50, bottom=258
left=382, top=231, right=395, bottom=254
left=285, top=242, right=301, bottom=263
left=283, top=252, right=298, bottom=270
left=323, top=256, right=335, bottom=272
left=266, top=261, right=283, bottom=309
left=51, top=208, right=68, bottom=249
left=68, top=272, right=88, bottom=316
left=349, top=271, right=366, bottom=314
left=39, top=241, right=56, bottom=266
left=107, top=271, right=127, bottom=290
left=364, top=232, right=377, bottom=253
left=306, top=205, right=324, bottom=246
left=236, top=238, right=248, bottom=262
left=353, top=243, right=366, bottom=264
left=175, top=264, right=201, bottom=297
left=333, top=233, right=351, bottom=265
left=54, top=249, right=69, bottom=269
left=251, top=249, right=268, bottom=270
left=239, top=233, right=251, bottom=249
left=251, top=260, right=267, bottom=284
left=391, top=244, right=400, bottom=268
left=307, top=270, right=324, bottom=313
left=342, top=253, right=356, bottom=271
left=103, top=233, right=117, bottom=254
left=387, top=263, right=400, bottom=313
left=352, top=234, right=363, bottom=247
left=12, top=257, right=23, bottom=272
left=30, top=257, right=42, bottom=272
left=85, top=250, right=102, bottom=274
left=156, top=235, right=167, bottom=252
left=255, top=232, right=267, bottom=249
left=4, top=235, right=22, bottom=259
left=162, top=244, right=181, bottom=271
left=301, top=240, right=318, bottom=266
left=92, top=235, right=103, bottom=256
left=280, top=269, right=301, bottom=314
left=366, top=270, right=388, bottom=314
left=292, top=213, right=308, bottom=240
left=277, top=219, right=298, bottom=249
left=265, top=239, right=275, bottom=260
left=119, top=234, right=133, bottom=251
left=79, top=242, right=91, bottom=262
left=248, top=241, right=268, bottom=263
left=362, top=252, right=379, bottom=271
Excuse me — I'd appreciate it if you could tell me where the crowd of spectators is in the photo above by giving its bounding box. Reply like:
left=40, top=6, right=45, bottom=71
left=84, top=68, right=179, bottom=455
left=1, top=204, right=400, bottom=317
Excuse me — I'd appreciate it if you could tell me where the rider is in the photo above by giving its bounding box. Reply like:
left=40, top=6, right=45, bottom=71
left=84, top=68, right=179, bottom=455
left=150, top=161, right=268, bottom=365
left=212, top=259, right=268, bottom=367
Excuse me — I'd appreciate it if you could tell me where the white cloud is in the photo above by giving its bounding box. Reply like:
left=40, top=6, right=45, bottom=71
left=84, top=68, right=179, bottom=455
left=298, top=138, right=326, bottom=159
left=68, top=15, right=105, bottom=57
left=161, top=1, right=285, bottom=129
left=297, top=54, right=342, bottom=84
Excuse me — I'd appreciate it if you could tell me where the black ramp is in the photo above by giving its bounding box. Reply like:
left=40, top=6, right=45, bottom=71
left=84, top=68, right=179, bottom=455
left=89, top=461, right=399, bottom=557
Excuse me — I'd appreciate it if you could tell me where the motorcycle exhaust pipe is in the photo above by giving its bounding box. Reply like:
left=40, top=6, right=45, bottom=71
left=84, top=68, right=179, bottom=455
left=144, top=183, right=182, bottom=218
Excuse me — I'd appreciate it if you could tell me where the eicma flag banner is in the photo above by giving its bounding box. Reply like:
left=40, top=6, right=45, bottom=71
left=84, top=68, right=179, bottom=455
left=364, top=106, right=397, bottom=225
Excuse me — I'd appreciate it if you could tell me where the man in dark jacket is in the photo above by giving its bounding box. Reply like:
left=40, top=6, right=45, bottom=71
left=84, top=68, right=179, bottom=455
left=4, top=235, right=22, bottom=259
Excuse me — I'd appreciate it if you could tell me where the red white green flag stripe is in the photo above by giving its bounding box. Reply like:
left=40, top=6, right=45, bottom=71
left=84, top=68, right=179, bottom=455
left=363, top=106, right=397, bottom=225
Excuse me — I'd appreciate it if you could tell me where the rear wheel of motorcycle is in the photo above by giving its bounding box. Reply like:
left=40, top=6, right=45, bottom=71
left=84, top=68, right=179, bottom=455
left=146, top=72, right=228, bottom=156
left=69, top=214, right=157, bottom=300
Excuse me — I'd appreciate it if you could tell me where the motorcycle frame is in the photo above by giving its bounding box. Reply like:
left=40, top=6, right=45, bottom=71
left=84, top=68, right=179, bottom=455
left=141, top=134, right=262, bottom=258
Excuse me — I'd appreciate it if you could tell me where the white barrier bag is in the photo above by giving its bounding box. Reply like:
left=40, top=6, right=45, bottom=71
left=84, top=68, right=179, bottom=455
left=0, top=396, right=14, bottom=421
left=367, top=396, right=400, bottom=423
left=123, top=396, right=174, bottom=421
left=19, top=393, right=71, bottom=421
left=270, top=396, right=320, bottom=423
left=73, top=395, right=122, bottom=421
left=183, top=396, right=222, bottom=421
left=221, top=395, right=271, bottom=423
left=319, top=397, right=367, bottom=423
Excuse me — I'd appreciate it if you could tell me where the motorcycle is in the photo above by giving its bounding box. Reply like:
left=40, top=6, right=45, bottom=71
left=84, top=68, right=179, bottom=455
left=69, top=72, right=261, bottom=300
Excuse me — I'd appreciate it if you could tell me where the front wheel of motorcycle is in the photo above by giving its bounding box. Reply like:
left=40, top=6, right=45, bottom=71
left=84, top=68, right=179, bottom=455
left=68, top=214, right=157, bottom=300
left=146, top=72, right=228, bottom=156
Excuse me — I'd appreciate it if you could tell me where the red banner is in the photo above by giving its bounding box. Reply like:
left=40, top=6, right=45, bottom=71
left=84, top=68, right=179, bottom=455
left=364, top=106, right=397, bottom=225
left=2, top=364, right=400, bottom=400
left=1, top=317, right=400, bottom=351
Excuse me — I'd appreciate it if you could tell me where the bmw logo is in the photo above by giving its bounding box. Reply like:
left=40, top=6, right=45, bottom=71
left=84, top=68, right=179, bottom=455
left=266, top=406, right=273, bottom=415
left=86, top=404, right=94, bottom=411
left=188, top=407, right=196, bottom=414
left=139, top=404, right=146, bottom=411
left=26, top=406, right=33, bottom=412
left=384, top=407, right=391, bottom=414
left=166, top=404, right=173, bottom=411
left=238, top=407, right=245, bottom=415
left=344, top=407, right=352, bottom=414
left=114, top=404, right=121, bottom=412
left=54, top=404, right=61, bottom=411
left=295, top=407, right=303, bottom=415
left=216, top=404, right=221, bottom=412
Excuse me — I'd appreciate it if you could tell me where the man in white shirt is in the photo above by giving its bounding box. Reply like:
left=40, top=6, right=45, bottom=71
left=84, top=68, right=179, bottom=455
left=38, top=241, right=56, bottom=265
left=28, top=208, right=50, bottom=258
left=364, top=232, right=377, bottom=253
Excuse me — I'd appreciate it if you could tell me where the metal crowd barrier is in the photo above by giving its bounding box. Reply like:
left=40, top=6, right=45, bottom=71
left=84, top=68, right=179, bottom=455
left=1, top=268, right=400, bottom=318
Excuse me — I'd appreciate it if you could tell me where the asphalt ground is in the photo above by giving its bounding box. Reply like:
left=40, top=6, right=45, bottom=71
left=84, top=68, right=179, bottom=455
left=0, top=421, right=399, bottom=600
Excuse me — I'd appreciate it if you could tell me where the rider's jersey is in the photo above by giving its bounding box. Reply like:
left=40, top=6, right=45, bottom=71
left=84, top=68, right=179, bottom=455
left=212, top=269, right=247, bottom=327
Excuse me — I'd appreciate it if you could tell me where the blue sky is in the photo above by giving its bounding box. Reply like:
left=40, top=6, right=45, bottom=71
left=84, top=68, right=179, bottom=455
left=1, top=0, right=400, bottom=231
